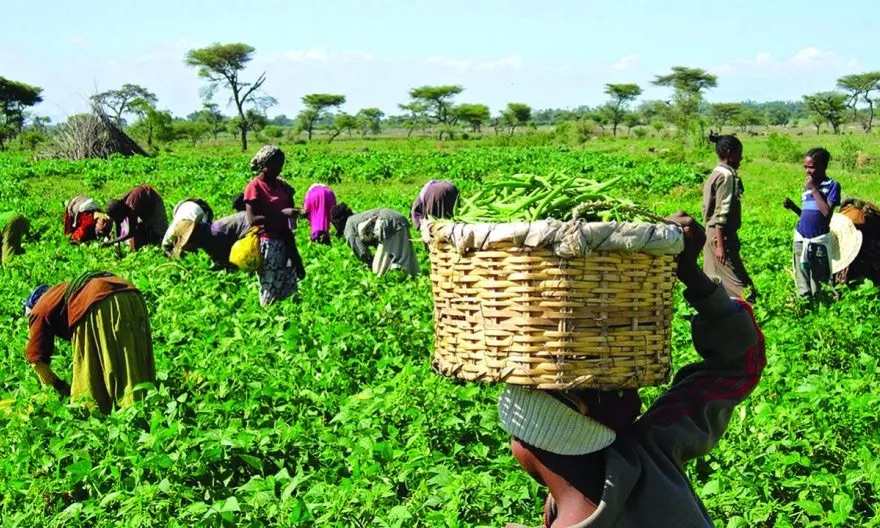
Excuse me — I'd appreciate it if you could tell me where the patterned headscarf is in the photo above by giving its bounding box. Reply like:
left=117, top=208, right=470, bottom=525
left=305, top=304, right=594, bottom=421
left=250, top=145, right=284, bottom=172
left=24, top=284, right=50, bottom=316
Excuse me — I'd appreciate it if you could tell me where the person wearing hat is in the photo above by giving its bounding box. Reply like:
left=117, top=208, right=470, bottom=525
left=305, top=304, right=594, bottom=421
left=330, top=204, right=420, bottom=277
left=411, top=179, right=459, bottom=231
left=302, top=184, right=337, bottom=245
left=169, top=212, right=252, bottom=270
left=782, top=147, right=841, bottom=299
left=102, top=184, right=169, bottom=252
left=63, top=195, right=112, bottom=244
left=243, top=145, right=305, bottom=306
left=160, top=198, right=214, bottom=255
left=835, top=198, right=880, bottom=284
left=501, top=212, right=766, bottom=528
left=0, top=211, right=30, bottom=264
left=23, top=271, right=156, bottom=414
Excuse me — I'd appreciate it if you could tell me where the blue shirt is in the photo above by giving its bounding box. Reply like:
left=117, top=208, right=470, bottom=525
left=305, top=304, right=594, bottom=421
left=797, top=178, right=840, bottom=238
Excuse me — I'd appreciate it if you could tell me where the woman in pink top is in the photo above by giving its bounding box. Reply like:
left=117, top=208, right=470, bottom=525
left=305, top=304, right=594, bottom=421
left=302, top=184, right=337, bottom=245
left=243, top=145, right=304, bottom=306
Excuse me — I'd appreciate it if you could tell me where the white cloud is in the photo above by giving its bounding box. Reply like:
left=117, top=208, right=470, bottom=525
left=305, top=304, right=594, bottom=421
left=712, top=47, right=858, bottom=76
left=285, top=48, right=377, bottom=63
left=427, top=54, right=524, bottom=72
left=609, top=55, right=638, bottom=71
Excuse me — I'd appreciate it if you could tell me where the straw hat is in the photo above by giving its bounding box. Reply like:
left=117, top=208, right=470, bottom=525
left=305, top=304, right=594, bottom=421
left=830, top=213, right=863, bottom=274
left=169, top=220, right=198, bottom=258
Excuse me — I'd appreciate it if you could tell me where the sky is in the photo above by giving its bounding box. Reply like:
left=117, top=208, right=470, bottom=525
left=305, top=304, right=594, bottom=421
left=2, top=0, right=877, bottom=122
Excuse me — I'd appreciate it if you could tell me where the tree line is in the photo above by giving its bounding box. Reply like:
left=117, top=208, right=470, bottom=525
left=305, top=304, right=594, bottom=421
left=2, top=42, right=879, bottom=151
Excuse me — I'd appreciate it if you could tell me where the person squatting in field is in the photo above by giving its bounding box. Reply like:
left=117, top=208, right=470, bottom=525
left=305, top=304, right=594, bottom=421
left=836, top=198, right=880, bottom=285
left=782, top=147, right=841, bottom=299
left=243, top=145, right=305, bottom=306
left=160, top=197, right=214, bottom=255
left=302, top=184, right=337, bottom=245
left=168, top=212, right=252, bottom=270
left=0, top=211, right=30, bottom=265
left=501, top=212, right=766, bottom=528
left=23, top=272, right=156, bottom=415
left=103, top=184, right=169, bottom=251
left=63, top=195, right=112, bottom=244
left=411, top=179, right=460, bottom=230
left=331, top=204, right=420, bottom=277
left=701, top=132, right=758, bottom=304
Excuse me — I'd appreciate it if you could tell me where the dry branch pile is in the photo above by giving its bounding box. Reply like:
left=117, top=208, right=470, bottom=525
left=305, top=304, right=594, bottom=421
left=46, top=110, right=148, bottom=160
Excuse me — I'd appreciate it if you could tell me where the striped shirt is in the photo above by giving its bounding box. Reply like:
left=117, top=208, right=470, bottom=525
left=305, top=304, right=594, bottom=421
left=797, top=178, right=840, bottom=238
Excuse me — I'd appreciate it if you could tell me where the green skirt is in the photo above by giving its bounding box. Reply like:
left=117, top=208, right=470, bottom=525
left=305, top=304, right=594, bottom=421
left=70, top=291, right=156, bottom=414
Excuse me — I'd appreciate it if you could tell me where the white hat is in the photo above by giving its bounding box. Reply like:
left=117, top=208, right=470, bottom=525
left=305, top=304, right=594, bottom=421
left=830, top=213, right=863, bottom=274
left=498, top=385, right=616, bottom=456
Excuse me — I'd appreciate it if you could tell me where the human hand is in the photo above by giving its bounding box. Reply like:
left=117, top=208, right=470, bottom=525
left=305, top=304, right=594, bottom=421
left=782, top=197, right=796, bottom=210
left=804, top=175, right=817, bottom=190
left=714, top=242, right=726, bottom=265
left=53, top=379, right=71, bottom=397
left=281, top=208, right=300, bottom=219
left=666, top=212, right=714, bottom=297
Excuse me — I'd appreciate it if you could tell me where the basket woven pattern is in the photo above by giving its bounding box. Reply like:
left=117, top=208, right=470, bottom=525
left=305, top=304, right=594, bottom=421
left=427, top=240, right=678, bottom=389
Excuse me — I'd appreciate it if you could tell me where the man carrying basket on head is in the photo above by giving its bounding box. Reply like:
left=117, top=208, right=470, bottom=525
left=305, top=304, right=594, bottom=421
left=502, top=213, right=766, bottom=528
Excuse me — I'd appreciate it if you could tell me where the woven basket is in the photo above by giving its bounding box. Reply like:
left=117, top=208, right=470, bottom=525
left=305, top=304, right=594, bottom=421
left=424, top=219, right=682, bottom=390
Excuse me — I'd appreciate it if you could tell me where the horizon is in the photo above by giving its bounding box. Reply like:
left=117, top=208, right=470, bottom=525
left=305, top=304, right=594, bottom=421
left=2, top=0, right=876, bottom=122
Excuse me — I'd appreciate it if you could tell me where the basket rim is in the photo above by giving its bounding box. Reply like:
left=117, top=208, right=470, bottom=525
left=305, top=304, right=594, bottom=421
left=422, top=218, right=684, bottom=257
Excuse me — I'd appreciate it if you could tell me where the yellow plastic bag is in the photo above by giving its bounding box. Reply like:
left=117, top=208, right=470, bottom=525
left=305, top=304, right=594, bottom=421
left=229, top=227, right=262, bottom=272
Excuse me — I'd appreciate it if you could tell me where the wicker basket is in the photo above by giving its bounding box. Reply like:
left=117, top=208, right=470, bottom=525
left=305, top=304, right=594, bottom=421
left=423, top=219, right=683, bottom=390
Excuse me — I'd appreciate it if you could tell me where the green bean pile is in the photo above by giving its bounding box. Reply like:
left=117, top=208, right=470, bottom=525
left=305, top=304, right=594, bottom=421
left=455, top=172, right=653, bottom=222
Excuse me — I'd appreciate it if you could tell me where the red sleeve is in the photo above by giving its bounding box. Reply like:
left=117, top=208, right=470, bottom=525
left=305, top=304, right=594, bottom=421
left=243, top=180, right=261, bottom=203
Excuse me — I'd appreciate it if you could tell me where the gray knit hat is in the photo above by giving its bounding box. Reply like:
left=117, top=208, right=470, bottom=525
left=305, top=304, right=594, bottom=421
left=498, top=385, right=616, bottom=456
left=250, top=145, right=284, bottom=171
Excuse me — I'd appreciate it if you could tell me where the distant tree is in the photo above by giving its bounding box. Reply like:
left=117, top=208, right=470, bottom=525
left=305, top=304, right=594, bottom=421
left=196, top=103, right=226, bottom=139
left=454, top=103, right=490, bottom=132
left=623, top=112, right=641, bottom=134
left=603, top=83, right=642, bottom=136
left=803, top=91, right=849, bottom=134
left=652, top=66, right=717, bottom=147
left=708, top=103, right=743, bottom=131
left=173, top=120, right=209, bottom=145
left=297, top=93, right=346, bottom=140
left=269, top=114, right=294, bottom=127
left=501, top=102, right=532, bottom=134
left=355, top=107, right=385, bottom=136
left=328, top=113, right=357, bottom=143
left=836, top=72, right=880, bottom=132
left=90, top=84, right=157, bottom=125
left=131, top=106, right=174, bottom=149
left=637, top=100, right=671, bottom=124
left=0, top=76, right=43, bottom=149
left=406, top=85, right=464, bottom=139
left=731, top=107, right=764, bottom=132
left=184, top=42, right=267, bottom=151
left=398, top=102, right=428, bottom=137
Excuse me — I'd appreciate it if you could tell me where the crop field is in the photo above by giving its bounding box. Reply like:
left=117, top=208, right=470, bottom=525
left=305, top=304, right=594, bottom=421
left=1, top=135, right=880, bottom=527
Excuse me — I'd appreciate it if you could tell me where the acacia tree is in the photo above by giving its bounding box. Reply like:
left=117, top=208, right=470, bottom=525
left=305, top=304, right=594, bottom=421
left=836, top=72, right=880, bottom=132
left=184, top=43, right=267, bottom=151
left=804, top=92, right=848, bottom=134
left=398, top=102, right=428, bottom=137
left=0, top=76, right=43, bottom=149
left=652, top=66, right=717, bottom=148
left=406, top=85, right=464, bottom=139
left=90, top=84, right=157, bottom=125
left=501, top=102, right=532, bottom=134
left=603, top=84, right=642, bottom=136
left=328, top=113, right=357, bottom=143
left=296, top=94, right=346, bottom=140
left=355, top=107, right=384, bottom=136
left=708, top=103, right=743, bottom=132
left=454, top=103, right=490, bottom=132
